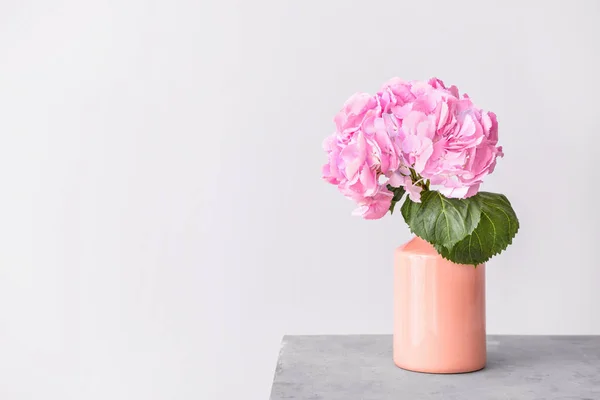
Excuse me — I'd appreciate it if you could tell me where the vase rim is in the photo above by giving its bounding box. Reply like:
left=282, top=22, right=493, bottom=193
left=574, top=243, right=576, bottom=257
left=399, top=236, right=440, bottom=257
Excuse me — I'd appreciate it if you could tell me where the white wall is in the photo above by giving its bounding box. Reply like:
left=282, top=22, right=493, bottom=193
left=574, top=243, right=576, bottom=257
left=1, top=0, right=599, bottom=399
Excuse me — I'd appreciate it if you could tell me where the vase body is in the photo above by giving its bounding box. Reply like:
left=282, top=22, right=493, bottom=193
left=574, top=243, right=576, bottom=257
left=393, top=236, right=486, bottom=373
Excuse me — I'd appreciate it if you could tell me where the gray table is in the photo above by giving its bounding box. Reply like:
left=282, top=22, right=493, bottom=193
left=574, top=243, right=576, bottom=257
left=269, top=335, right=600, bottom=400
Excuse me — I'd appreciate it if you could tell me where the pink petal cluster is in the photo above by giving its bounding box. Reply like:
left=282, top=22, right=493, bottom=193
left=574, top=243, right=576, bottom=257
left=322, top=77, right=503, bottom=219
left=322, top=93, right=402, bottom=219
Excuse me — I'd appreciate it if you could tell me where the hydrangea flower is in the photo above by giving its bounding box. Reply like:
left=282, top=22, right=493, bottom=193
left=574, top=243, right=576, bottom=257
left=322, top=92, right=403, bottom=217
left=322, top=77, right=503, bottom=219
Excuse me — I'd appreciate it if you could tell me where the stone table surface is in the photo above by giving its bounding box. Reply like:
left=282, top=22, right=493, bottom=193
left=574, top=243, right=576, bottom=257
left=269, top=335, right=600, bottom=400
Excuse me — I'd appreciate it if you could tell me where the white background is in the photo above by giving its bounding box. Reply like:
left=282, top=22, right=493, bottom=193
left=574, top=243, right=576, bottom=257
left=1, top=0, right=599, bottom=399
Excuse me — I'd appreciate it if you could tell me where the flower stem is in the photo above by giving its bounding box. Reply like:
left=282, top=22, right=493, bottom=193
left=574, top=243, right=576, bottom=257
left=409, top=168, right=429, bottom=191
left=409, top=168, right=418, bottom=182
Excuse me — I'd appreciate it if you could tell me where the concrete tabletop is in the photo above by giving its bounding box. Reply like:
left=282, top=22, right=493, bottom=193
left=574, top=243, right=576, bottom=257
left=269, top=335, right=600, bottom=400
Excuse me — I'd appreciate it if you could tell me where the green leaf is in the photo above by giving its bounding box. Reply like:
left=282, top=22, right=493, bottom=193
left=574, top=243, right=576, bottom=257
left=401, top=190, right=482, bottom=249
left=387, top=184, right=406, bottom=215
left=435, top=192, right=519, bottom=266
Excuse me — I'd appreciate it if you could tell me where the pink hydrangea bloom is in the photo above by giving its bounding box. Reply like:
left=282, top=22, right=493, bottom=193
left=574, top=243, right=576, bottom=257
left=323, top=77, right=503, bottom=219
left=322, top=92, right=404, bottom=217
left=414, top=80, right=502, bottom=198
left=377, top=77, right=502, bottom=199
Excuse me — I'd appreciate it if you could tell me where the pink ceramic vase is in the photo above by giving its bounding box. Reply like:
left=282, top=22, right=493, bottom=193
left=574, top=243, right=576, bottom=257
left=393, top=236, right=486, bottom=373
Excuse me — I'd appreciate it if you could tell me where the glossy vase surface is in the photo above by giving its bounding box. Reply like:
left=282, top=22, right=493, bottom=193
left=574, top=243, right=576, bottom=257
left=393, top=236, right=486, bottom=373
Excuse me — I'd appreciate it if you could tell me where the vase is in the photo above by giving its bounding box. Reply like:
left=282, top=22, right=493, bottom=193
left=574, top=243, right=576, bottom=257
left=393, top=236, right=486, bottom=373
